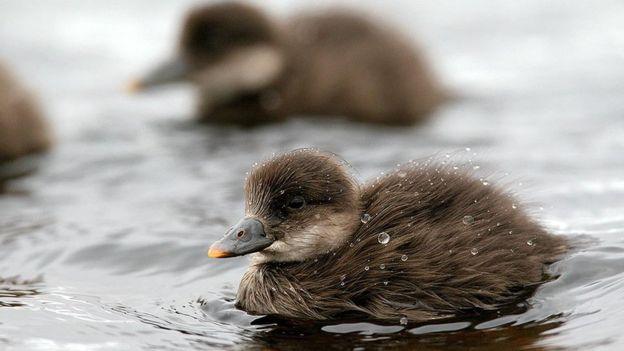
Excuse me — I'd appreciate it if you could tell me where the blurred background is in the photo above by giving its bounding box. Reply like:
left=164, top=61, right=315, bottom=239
left=1, top=1, right=624, bottom=350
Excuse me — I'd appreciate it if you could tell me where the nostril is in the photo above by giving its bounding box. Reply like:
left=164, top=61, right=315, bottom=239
left=236, top=230, right=245, bottom=238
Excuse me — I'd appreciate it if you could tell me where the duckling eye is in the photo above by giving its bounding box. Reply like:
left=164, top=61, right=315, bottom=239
left=287, top=196, right=306, bottom=210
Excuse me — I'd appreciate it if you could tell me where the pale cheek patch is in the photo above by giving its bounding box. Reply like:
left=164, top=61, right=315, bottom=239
left=195, top=45, right=284, bottom=108
left=256, top=213, right=358, bottom=263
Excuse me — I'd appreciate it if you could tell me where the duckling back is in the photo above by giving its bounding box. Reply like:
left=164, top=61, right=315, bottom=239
left=342, top=163, right=567, bottom=318
left=0, top=62, right=52, bottom=163
left=279, top=12, right=445, bottom=124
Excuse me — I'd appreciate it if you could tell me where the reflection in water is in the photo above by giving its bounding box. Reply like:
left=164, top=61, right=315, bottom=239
left=0, top=275, right=43, bottom=308
left=238, top=319, right=564, bottom=351
left=101, top=294, right=565, bottom=351
left=0, top=155, right=45, bottom=186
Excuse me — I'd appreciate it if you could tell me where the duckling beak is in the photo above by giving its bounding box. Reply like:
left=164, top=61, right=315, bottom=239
left=207, top=218, right=274, bottom=258
left=127, top=56, right=190, bottom=93
left=125, top=79, right=144, bottom=93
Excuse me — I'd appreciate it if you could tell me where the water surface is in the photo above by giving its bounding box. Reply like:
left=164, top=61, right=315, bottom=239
left=1, top=1, right=624, bottom=350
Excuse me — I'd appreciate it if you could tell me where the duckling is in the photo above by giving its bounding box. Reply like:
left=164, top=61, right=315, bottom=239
left=0, top=62, right=52, bottom=172
left=131, top=2, right=444, bottom=126
left=208, top=149, right=567, bottom=321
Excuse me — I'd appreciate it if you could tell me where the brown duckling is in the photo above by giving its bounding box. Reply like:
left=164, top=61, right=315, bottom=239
left=131, top=2, right=444, bottom=126
left=0, top=62, right=52, bottom=173
left=207, top=149, right=567, bottom=322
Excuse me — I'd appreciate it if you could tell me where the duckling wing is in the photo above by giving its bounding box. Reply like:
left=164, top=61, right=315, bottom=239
left=283, top=12, right=443, bottom=124
left=324, top=162, right=566, bottom=319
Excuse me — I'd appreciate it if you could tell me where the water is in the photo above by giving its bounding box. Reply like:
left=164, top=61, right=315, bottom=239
left=1, top=0, right=624, bottom=350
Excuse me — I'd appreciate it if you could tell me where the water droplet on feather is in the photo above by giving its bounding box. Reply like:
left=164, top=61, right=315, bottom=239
left=378, top=232, right=390, bottom=244
left=361, top=213, right=371, bottom=224
left=462, top=215, right=475, bottom=225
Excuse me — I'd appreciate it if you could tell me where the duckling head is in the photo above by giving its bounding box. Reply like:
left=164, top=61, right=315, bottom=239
left=208, top=149, right=361, bottom=263
left=130, top=2, right=284, bottom=102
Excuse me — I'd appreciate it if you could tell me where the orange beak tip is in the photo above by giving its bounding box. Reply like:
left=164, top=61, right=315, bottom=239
left=125, top=79, right=143, bottom=94
left=207, top=246, right=231, bottom=258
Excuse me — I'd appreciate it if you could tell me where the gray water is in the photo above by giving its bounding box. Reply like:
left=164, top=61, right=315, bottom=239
left=1, top=0, right=624, bottom=350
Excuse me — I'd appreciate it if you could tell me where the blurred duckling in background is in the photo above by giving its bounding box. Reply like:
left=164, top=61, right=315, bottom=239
left=131, top=2, right=445, bottom=126
left=0, top=61, right=52, bottom=180
left=208, top=149, right=567, bottom=321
